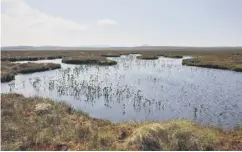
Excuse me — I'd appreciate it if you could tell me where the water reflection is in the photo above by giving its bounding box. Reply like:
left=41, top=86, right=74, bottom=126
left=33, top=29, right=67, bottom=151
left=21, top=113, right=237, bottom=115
left=1, top=55, right=242, bottom=129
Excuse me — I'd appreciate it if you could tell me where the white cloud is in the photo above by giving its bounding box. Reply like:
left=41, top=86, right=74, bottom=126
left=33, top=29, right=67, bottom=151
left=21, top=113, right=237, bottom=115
left=1, top=0, right=88, bottom=46
left=97, top=19, right=117, bottom=26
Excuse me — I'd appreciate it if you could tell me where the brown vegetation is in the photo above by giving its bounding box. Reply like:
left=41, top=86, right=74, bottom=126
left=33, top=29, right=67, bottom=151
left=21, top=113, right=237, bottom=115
left=62, top=56, right=117, bottom=66
left=1, top=62, right=61, bottom=82
left=1, top=93, right=242, bottom=151
left=136, top=54, right=159, bottom=60
left=182, top=53, right=242, bottom=72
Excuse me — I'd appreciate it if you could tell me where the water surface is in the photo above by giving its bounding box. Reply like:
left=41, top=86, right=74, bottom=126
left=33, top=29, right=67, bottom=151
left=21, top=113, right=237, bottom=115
left=1, top=54, right=242, bottom=129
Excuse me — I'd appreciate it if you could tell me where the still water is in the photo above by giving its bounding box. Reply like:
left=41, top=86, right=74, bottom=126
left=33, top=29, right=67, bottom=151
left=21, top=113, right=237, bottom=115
left=1, top=54, right=242, bottom=129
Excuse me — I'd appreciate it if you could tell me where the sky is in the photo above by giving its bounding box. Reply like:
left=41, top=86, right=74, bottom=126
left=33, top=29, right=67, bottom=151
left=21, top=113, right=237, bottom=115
left=1, top=0, right=242, bottom=47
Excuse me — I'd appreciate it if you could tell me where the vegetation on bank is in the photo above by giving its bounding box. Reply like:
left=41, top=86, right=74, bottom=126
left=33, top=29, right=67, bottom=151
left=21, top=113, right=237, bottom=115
left=162, top=54, right=183, bottom=58
left=137, top=55, right=159, bottom=60
left=1, top=56, right=63, bottom=62
left=182, top=56, right=242, bottom=72
left=1, top=62, right=61, bottom=82
left=1, top=50, right=242, bottom=72
left=1, top=93, right=242, bottom=151
left=62, top=56, right=117, bottom=66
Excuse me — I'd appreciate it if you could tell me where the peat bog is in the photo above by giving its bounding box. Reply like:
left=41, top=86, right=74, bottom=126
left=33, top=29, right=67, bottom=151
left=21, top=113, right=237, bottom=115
left=1, top=50, right=242, bottom=150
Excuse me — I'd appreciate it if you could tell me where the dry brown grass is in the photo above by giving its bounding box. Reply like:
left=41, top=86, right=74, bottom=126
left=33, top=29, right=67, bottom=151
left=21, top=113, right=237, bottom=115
left=182, top=53, right=242, bottom=72
left=1, top=62, right=61, bottom=82
left=1, top=93, right=242, bottom=151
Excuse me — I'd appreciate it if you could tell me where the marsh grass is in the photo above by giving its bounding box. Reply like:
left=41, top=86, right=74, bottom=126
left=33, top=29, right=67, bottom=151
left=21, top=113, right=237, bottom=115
left=182, top=55, right=242, bottom=72
left=1, top=56, right=63, bottom=62
left=98, top=59, right=117, bottom=65
left=137, top=55, right=159, bottom=60
left=125, top=121, right=217, bottom=150
left=2, top=50, right=242, bottom=72
left=1, top=62, right=61, bottom=82
left=1, top=93, right=242, bottom=151
left=62, top=56, right=117, bottom=66
left=162, top=54, right=183, bottom=58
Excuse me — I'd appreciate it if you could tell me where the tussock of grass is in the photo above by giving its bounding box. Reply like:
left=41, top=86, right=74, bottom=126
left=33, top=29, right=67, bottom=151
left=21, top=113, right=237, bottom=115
left=1, top=93, right=242, bottom=151
left=1, top=62, right=61, bottom=82
left=125, top=121, right=217, bottom=150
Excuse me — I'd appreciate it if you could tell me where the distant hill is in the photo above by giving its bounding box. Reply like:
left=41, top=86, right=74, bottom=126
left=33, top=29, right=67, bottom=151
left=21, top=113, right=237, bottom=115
left=1, top=45, right=242, bottom=51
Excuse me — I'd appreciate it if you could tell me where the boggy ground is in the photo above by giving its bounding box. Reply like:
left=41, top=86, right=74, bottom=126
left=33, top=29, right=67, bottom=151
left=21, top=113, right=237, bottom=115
left=1, top=51, right=119, bottom=83
left=1, top=62, right=61, bottom=82
left=1, top=49, right=242, bottom=72
left=62, top=56, right=117, bottom=66
left=182, top=54, right=242, bottom=72
left=1, top=93, right=242, bottom=151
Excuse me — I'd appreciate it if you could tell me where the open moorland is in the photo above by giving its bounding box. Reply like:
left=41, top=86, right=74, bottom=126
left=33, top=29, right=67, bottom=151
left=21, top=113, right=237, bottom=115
left=1, top=48, right=242, bottom=151
left=1, top=49, right=242, bottom=73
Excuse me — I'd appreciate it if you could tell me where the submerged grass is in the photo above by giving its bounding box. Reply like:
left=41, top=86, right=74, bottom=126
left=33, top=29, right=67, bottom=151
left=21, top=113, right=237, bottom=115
left=1, top=93, right=242, bottom=151
left=136, top=53, right=183, bottom=60
left=1, top=62, right=61, bottom=82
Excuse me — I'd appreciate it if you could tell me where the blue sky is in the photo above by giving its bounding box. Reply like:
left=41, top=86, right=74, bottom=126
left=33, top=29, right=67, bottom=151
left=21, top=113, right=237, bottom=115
left=1, top=0, right=242, bottom=46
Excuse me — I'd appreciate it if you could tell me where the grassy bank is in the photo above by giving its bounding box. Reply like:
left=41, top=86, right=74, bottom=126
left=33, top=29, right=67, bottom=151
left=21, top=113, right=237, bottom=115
left=182, top=55, right=242, bottom=72
left=1, top=93, right=242, bottom=151
left=62, top=56, right=117, bottom=66
left=1, top=62, right=61, bottom=82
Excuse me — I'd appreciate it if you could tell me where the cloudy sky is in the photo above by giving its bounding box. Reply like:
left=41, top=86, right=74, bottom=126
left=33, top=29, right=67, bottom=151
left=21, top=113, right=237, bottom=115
left=1, top=0, right=242, bottom=46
